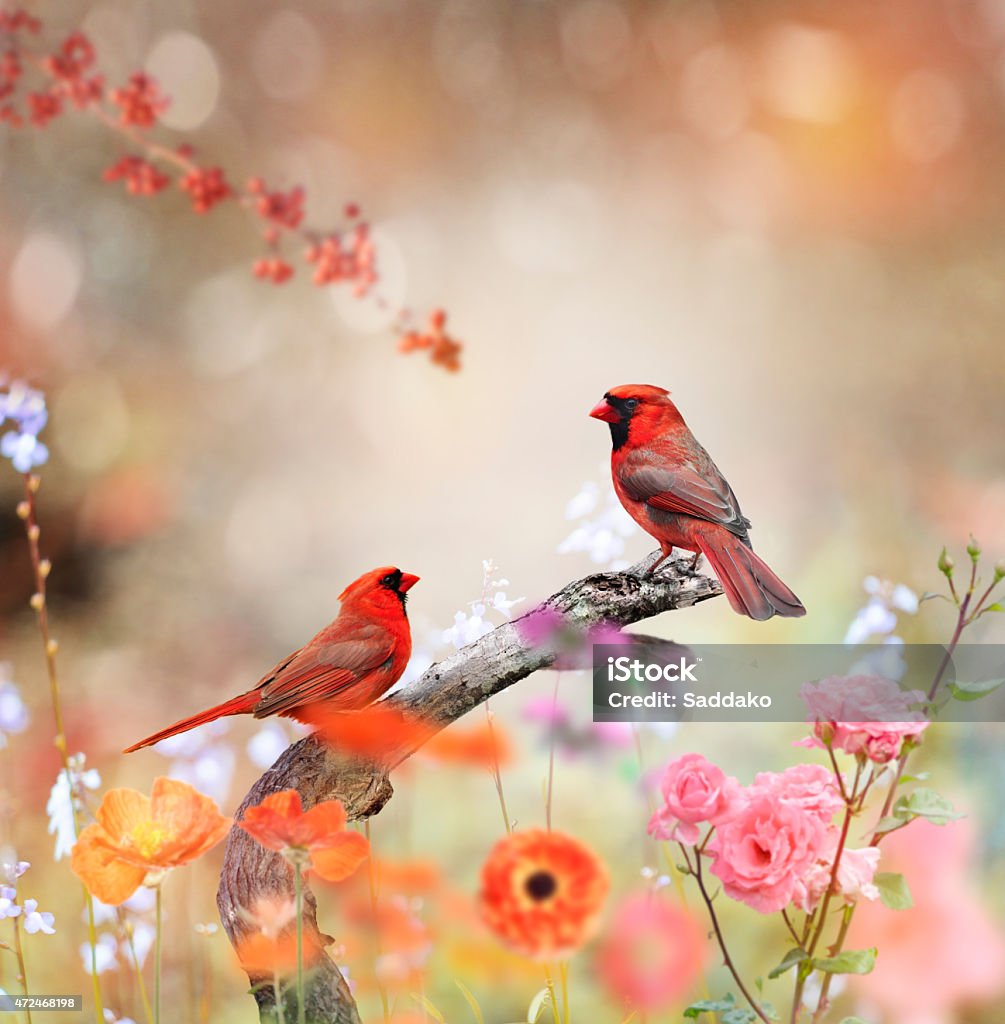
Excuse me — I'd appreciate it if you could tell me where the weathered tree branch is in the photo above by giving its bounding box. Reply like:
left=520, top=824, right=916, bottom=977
left=216, top=551, right=722, bottom=1022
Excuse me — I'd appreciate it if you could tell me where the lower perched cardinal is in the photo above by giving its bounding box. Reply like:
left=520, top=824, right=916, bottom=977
left=123, top=566, right=419, bottom=752
left=590, top=385, right=805, bottom=621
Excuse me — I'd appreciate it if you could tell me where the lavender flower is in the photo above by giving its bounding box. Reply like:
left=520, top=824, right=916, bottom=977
left=21, top=899, right=54, bottom=935
left=0, top=665, right=29, bottom=747
left=0, top=381, right=49, bottom=473
left=0, top=886, right=20, bottom=919
left=2, top=860, right=29, bottom=884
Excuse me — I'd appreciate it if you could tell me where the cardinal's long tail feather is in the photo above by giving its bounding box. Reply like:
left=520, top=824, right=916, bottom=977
left=123, top=691, right=259, bottom=753
left=697, top=532, right=806, bottom=621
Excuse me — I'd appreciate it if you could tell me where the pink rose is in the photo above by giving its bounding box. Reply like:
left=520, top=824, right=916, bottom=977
left=707, top=790, right=831, bottom=913
left=799, top=674, right=929, bottom=764
left=793, top=843, right=881, bottom=913
left=752, top=763, right=845, bottom=822
left=646, top=753, right=746, bottom=845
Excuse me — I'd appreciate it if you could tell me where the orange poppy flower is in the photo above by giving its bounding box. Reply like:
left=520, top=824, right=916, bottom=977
left=478, top=829, right=609, bottom=961
left=316, top=705, right=512, bottom=770
left=236, top=930, right=309, bottom=977
left=238, top=789, right=369, bottom=882
left=71, top=777, right=231, bottom=905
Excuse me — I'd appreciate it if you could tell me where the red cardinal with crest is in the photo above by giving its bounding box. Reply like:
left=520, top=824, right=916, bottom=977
left=590, top=385, right=805, bottom=621
left=124, top=566, right=419, bottom=752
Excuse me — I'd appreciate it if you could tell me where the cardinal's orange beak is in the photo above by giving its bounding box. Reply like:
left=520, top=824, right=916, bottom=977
left=398, top=572, right=420, bottom=593
left=589, top=398, right=619, bottom=423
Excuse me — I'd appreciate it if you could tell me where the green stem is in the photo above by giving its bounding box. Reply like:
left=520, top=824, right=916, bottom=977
left=154, top=884, right=162, bottom=1024
left=122, top=912, right=154, bottom=1024
left=545, top=676, right=559, bottom=831
left=485, top=704, right=512, bottom=834
left=559, top=960, right=571, bottom=1024
left=363, top=822, right=391, bottom=1022
left=294, top=863, right=305, bottom=1024
left=810, top=905, right=853, bottom=1023
left=274, top=963, right=286, bottom=1024
left=683, top=845, right=772, bottom=1024
left=542, top=963, right=561, bottom=1024
left=19, top=476, right=103, bottom=1024
left=11, top=916, right=31, bottom=1024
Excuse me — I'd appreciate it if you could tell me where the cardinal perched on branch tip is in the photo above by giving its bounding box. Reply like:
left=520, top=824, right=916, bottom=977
left=590, top=384, right=805, bottom=621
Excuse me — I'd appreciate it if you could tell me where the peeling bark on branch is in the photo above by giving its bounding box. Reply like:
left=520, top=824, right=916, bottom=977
left=216, top=551, right=722, bottom=1022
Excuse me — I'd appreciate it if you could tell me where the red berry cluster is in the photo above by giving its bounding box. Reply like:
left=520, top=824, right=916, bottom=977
left=252, top=257, right=295, bottom=284
left=398, top=309, right=462, bottom=373
left=42, top=31, right=102, bottom=108
left=0, top=9, right=39, bottom=33
left=0, top=7, right=463, bottom=371
left=305, top=221, right=377, bottom=296
left=103, top=155, right=170, bottom=195
left=247, top=178, right=305, bottom=231
left=108, top=71, right=168, bottom=128
left=179, top=165, right=232, bottom=213
left=27, top=90, right=60, bottom=126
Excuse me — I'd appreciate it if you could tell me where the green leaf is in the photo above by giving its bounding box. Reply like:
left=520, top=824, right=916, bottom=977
left=768, top=948, right=809, bottom=979
left=893, top=788, right=964, bottom=826
left=814, top=947, right=877, bottom=975
left=685, top=995, right=737, bottom=1019
left=950, top=677, right=1005, bottom=701
left=983, top=602, right=1004, bottom=613
left=874, top=872, right=914, bottom=910
left=899, top=772, right=929, bottom=783
left=873, top=816, right=908, bottom=835
left=721, top=1010, right=757, bottom=1024
left=414, top=994, right=447, bottom=1023
left=526, top=988, right=551, bottom=1024
left=840, top=1018, right=871, bottom=1023
left=455, top=980, right=485, bottom=1024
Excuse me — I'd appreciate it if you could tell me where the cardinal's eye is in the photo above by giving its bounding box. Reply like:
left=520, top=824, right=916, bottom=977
left=380, top=573, right=397, bottom=587
left=625, top=398, right=639, bottom=410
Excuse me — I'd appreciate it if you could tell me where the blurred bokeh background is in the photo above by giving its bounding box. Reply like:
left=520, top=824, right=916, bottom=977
left=1, top=0, right=1004, bottom=1021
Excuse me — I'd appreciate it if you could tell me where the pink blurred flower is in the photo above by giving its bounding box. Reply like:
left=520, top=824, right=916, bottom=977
left=647, top=754, right=746, bottom=845
left=793, top=843, right=881, bottom=913
left=707, top=790, right=831, bottom=913
left=521, top=694, right=571, bottom=729
left=799, top=674, right=929, bottom=763
left=597, top=892, right=705, bottom=1011
left=752, top=763, right=845, bottom=822
left=590, top=721, right=634, bottom=748
left=850, top=818, right=1005, bottom=1023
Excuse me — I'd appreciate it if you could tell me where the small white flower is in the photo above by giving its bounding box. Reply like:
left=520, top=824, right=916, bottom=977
left=558, top=486, right=638, bottom=567
left=0, top=666, right=28, bottom=744
left=488, top=590, right=523, bottom=617
left=564, top=481, right=599, bottom=520
left=0, top=886, right=20, bottom=919
left=82, top=934, right=118, bottom=974
left=168, top=743, right=235, bottom=805
left=104, top=1010, right=137, bottom=1024
left=21, top=898, right=54, bottom=935
left=121, top=921, right=154, bottom=967
left=442, top=610, right=491, bottom=649
left=246, top=722, right=290, bottom=770
left=47, top=759, right=100, bottom=861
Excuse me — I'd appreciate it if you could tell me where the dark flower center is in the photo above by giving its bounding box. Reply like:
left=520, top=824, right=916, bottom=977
left=524, top=869, right=557, bottom=902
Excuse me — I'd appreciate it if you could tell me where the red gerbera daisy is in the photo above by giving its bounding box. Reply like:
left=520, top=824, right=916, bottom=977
left=478, top=829, right=609, bottom=961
